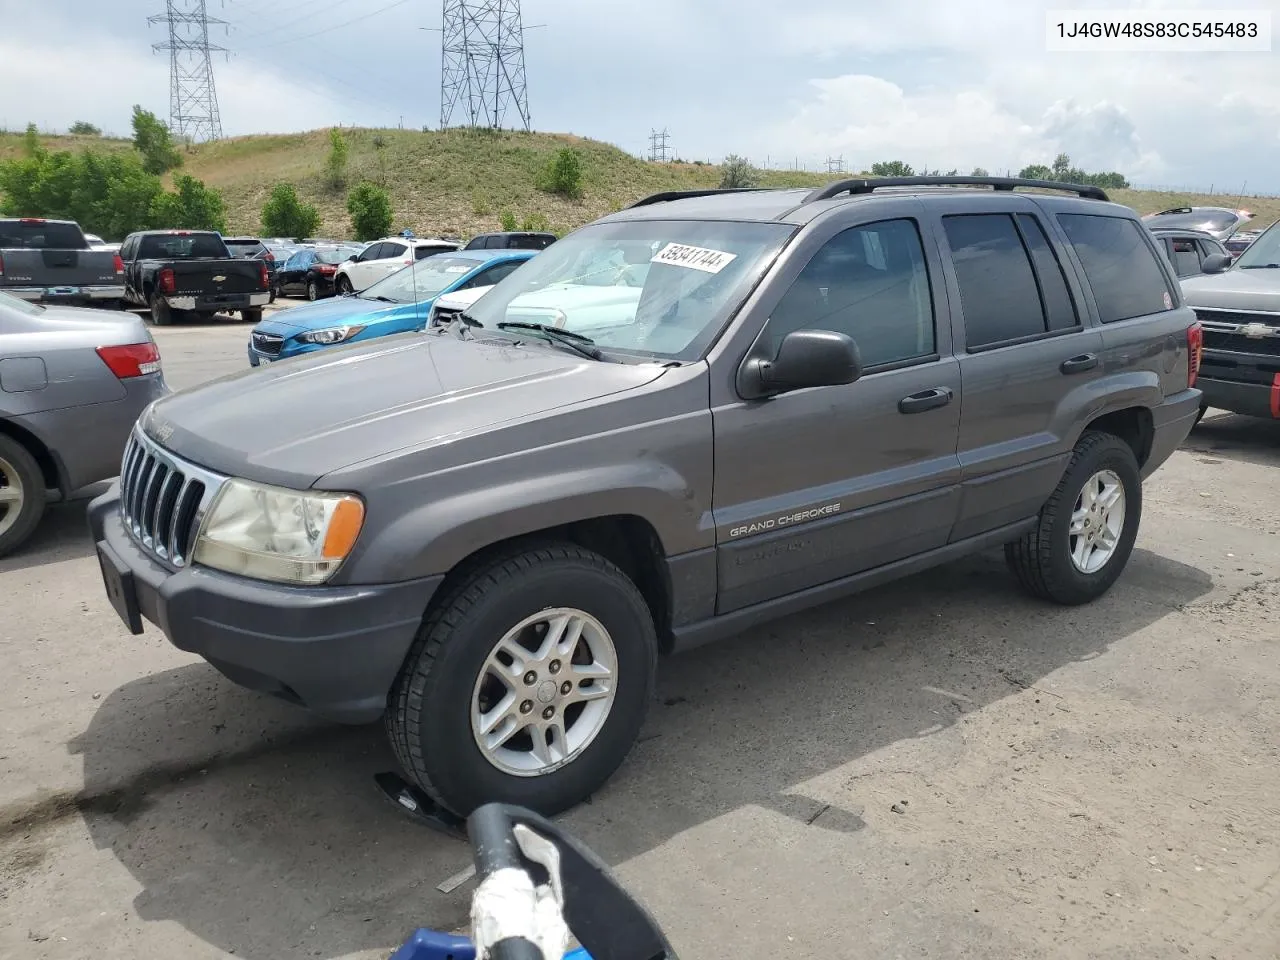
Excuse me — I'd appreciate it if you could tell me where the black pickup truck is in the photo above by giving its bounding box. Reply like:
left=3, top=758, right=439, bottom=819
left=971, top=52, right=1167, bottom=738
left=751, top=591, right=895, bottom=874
left=0, top=217, right=125, bottom=307
left=119, top=230, right=271, bottom=325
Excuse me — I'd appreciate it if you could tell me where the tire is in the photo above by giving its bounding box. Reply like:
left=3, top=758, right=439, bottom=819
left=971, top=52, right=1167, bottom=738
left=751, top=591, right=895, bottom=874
left=0, top=435, right=48, bottom=559
left=241, top=307, right=263, bottom=324
left=148, top=292, right=171, bottom=326
left=268, top=285, right=277, bottom=304
left=386, top=543, right=658, bottom=817
left=1005, top=430, right=1143, bottom=606
left=336, top=275, right=353, bottom=295
left=306, top=279, right=319, bottom=301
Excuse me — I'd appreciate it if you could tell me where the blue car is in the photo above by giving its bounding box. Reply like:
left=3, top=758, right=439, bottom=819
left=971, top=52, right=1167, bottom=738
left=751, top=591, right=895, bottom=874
left=247, top=248, right=536, bottom=365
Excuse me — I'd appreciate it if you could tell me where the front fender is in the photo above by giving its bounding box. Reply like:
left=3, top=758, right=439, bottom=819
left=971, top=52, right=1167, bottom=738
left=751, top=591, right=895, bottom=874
left=340, top=462, right=707, bottom=585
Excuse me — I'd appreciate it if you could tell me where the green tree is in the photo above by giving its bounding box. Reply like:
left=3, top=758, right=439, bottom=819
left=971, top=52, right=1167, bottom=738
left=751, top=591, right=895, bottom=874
left=346, top=181, right=393, bottom=241
left=325, top=127, right=349, bottom=191
left=69, top=121, right=101, bottom=136
left=718, top=154, right=758, bottom=188
left=260, top=183, right=321, bottom=238
left=150, top=174, right=226, bottom=232
left=22, top=123, right=43, bottom=159
left=970, top=166, right=990, bottom=177
left=131, top=105, right=183, bottom=175
left=1018, top=163, right=1054, bottom=180
left=537, top=147, right=584, bottom=198
left=870, top=160, right=915, bottom=177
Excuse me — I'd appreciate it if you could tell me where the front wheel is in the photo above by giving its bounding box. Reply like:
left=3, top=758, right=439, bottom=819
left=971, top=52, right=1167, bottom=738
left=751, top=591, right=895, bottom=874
left=1005, top=430, right=1142, bottom=605
left=386, top=543, right=658, bottom=817
left=336, top=275, right=353, bottom=295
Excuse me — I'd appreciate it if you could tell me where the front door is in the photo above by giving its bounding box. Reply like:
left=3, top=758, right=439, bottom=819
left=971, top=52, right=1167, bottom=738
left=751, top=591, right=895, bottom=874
left=349, top=243, right=387, bottom=289
left=925, top=199, right=1106, bottom=541
left=711, top=212, right=964, bottom=615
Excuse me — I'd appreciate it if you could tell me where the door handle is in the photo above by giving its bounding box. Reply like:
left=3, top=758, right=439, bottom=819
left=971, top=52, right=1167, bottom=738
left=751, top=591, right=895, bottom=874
left=1060, top=353, right=1099, bottom=374
left=898, top=387, right=953, bottom=414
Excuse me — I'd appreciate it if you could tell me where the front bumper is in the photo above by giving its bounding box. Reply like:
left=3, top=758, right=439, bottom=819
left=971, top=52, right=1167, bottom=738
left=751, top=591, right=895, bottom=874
left=1196, top=373, right=1280, bottom=421
left=6, top=284, right=126, bottom=303
left=88, top=484, right=443, bottom=724
left=166, top=291, right=271, bottom=311
left=1142, top=387, right=1203, bottom=478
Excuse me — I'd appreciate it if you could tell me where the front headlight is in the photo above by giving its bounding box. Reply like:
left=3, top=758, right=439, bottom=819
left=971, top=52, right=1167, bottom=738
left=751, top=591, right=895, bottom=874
left=192, top=479, right=365, bottom=585
left=298, top=324, right=366, bottom=345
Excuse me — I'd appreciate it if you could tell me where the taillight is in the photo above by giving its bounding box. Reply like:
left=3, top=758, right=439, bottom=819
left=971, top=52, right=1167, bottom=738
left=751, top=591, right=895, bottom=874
left=96, top=342, right=161, bottom=379
left=1187, top=321, right=1203, bottom=388
left=0, top=252, right=5, bottom=278
left=112, top=253, right=124, bottom=275
left=258, top=262, right=269, bottom=288
left=317, top=264, right=336, bottom=275
left=403, top=259, right=412, bottom=265
left=19, top=217, right=46, bottom=224
left=158, top=268, right=176, bottom=294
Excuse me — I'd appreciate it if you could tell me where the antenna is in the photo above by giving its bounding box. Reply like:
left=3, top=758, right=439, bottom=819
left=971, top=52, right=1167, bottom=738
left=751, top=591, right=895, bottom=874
left=148, top=0, right=228, bottom=142
left=436, top=1, right=538, bottom=131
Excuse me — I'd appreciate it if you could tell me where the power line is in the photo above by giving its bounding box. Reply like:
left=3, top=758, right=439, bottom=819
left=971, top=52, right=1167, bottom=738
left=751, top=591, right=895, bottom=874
left=648, top=127, right=671, bottom=162
left=238, top=0, right=412, bottom=50
left=148, top=0, right=226, bottom=142
left=439, top=0, right=534, bottom=131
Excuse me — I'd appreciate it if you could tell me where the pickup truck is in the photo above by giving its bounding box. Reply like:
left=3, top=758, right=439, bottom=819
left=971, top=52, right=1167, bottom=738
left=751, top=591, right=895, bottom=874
left=90, top=176, right=1203, bottom=819
left=0, top=217, right=125, bottom=307
left=1180, top=214, right=1280, bottom=422
left=119, top=229, right=271, bottom=325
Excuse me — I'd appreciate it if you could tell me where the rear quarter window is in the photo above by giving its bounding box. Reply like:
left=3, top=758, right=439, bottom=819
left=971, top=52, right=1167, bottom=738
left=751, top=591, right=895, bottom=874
left=1057, top=214, right=1174, bottom=323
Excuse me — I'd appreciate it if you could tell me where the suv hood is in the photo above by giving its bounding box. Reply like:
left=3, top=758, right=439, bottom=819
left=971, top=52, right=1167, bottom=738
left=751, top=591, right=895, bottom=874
left=1181, top=269, right=1280, bottom=310
left=142, top=331, right=668, bottom=488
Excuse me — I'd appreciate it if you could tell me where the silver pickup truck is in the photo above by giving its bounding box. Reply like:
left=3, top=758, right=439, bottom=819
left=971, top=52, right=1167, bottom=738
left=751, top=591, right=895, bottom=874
left=0, top=217, right=125, bottom=307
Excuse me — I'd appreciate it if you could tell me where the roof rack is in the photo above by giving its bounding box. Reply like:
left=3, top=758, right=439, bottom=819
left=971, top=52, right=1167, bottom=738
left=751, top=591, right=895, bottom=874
left=804, top=176, right=1110, bottom=203
left=628, top=187, right=770, bottom=208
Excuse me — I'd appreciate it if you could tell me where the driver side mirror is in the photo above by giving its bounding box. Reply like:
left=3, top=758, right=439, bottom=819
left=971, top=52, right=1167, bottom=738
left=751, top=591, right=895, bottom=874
left=1201, top=252, right=1231, bottom=274
left=348, top=254, right=359, bottom=262
left=738, top=328, right=863, bottom=400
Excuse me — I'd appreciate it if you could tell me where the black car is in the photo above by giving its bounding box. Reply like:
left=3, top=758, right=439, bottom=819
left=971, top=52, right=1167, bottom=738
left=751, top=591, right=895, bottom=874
left=463, top=231, right=557, bottom=251
left=274, top=246, right=351, bottom=300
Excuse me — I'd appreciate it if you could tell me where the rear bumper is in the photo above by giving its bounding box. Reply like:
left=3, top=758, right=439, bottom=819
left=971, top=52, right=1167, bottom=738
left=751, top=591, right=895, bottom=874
left=1197, top=374, right=1280, bottom=421
left=1142, top=387, right=1203, bottom=478
left=5, top=284, right=126, bottom=303
left=166, top=291, right=271, bottom=311
left=89, top=486, right=442, bottom=724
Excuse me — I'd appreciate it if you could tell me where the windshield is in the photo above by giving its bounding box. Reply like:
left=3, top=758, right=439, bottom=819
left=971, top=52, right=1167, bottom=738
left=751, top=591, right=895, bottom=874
left=1233, top=219, right=1280, bottom=268
left=0, top=289, right=44, bottom=316
left=361, top=256, right=482, bottom=303
left=464, top=220, right=794, bottom=360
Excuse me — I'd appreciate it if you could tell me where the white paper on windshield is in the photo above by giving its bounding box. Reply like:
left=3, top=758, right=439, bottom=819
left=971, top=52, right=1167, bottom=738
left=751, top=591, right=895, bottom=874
left=443, top=265, right=470, bottom=273
left=650, top=242, right=737, bottom=274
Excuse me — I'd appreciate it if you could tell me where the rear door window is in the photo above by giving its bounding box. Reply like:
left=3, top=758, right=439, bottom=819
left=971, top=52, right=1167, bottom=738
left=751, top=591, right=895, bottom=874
left=943, top=213, right=1055, bottom=349
left=1058, top=214, right=1175, bottom=322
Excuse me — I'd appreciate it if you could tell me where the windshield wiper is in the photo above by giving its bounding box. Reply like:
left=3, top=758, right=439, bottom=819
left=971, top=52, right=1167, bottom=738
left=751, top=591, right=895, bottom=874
left=1240, top=263, right=1280, bottom=269
left=496, top=321, right=607, bottom=361
left=365, top=294, right=398, bottom=302
left=457, top=311, right=483, bottom=327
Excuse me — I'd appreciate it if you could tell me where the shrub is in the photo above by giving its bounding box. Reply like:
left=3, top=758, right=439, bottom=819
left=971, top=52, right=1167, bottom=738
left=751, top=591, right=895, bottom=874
left=471, top=190, right=490, bottom=216
left=260, top=183, right=321, bottom=238
left=521, top=212, right=550, bottom=232
left=346, top=180, right=393, bottom=241
left=69, top=121, right=101, bottom=136
left=537, top=147, right=584, bottom=199
left=150, top=174, right=226, bottom=232
left=719, top=154, right=757, bottom=188
left=870, top=160, right=914, bottom=177
left=325, top=128, right=349, bottom=191
left=499, top=209, right=518, bottom=231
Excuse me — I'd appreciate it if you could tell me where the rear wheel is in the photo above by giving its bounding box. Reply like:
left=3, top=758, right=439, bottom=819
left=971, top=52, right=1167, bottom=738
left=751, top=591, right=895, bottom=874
left=1005, top=431, right=1142, bottom=605
left=386, top=543, right=658, bottom=817
left=148, top=292, right=171, bottom=326
left=0, top=435, right=47, bottom=559
left=307, top=279, right=319, bottom=301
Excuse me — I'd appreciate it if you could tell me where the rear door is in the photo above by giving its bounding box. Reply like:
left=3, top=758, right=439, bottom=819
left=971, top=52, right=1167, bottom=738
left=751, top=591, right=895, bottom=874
left=929, top=197, right=1106, bottom=541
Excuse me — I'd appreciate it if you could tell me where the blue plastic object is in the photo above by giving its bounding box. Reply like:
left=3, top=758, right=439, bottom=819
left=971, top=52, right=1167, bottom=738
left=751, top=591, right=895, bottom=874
left=389, top=928, right=592, bottom=960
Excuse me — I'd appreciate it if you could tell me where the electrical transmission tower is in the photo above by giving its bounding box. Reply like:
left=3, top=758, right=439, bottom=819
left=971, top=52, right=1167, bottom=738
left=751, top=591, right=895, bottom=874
left=439, top=0, right=533, bottom=131
left=148, top=0, right=227, bottom=142
left=648, top=128, right=671, bottom=162
left=825, top=155, right=846, bottom=174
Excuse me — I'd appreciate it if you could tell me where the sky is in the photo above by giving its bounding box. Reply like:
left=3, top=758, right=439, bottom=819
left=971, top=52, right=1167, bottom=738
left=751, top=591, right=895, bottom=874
left=0, top=0, right=1277, bottom=192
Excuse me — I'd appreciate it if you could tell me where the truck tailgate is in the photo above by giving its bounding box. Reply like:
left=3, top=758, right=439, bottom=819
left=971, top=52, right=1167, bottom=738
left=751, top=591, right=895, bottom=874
left=168, top=259, right=265, bottom=296
left=0, top=248, right=121, bottom=289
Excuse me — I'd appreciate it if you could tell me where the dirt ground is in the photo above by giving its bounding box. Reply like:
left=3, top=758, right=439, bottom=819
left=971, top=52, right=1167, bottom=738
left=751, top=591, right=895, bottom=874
left=1, top=311, right=1278, bottom=960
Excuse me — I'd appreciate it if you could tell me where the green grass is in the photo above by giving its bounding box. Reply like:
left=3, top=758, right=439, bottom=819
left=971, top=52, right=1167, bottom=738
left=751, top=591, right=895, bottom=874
left=4, top=127, right=1279, bottom=240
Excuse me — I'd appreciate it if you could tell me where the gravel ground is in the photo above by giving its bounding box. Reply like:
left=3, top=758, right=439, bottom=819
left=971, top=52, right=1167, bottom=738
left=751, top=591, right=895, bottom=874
left=2, top=307, right=1278, bottom=960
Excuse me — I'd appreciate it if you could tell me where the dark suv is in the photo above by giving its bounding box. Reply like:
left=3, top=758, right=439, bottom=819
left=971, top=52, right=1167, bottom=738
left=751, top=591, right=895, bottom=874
left=89, top=176, right=1203, bottom=818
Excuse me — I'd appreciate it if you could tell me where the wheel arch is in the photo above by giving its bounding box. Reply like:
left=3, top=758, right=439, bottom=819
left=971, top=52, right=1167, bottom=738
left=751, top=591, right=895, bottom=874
left=1081, top=406, right=1155, bottom=468
left=0, top=417, right=65, bottom=493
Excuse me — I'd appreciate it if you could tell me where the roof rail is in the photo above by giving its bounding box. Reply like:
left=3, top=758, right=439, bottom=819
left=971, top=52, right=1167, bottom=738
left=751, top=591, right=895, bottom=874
left=804, top=176, right=1110, bottom=203
left=628, top=187, right=770, bottom=208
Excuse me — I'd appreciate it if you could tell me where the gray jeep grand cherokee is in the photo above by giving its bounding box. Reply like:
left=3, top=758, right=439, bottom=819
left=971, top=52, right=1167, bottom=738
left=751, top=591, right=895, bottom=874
left=89, top=176, right=1203, bottom=817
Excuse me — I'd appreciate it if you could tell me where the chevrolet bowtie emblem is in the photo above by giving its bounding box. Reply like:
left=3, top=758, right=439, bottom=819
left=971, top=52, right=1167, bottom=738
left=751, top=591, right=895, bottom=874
left=212, top=275, right=226, bottom=282
left=1241, top=322, right=1271, bottom=338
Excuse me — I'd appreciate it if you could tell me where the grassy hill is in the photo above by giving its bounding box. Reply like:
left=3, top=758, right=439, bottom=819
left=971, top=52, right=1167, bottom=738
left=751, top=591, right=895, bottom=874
left=4, top=126, right=1279, bottom=242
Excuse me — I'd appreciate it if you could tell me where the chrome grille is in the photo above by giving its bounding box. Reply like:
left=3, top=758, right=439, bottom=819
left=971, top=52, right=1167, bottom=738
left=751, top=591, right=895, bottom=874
left=430, top=305, right=462, bottom=327
left=251, top=331, right=284, bottom=356
left=118, top=429, right=224, bottom=568
left=1195, top=309, right=1280, bottom=358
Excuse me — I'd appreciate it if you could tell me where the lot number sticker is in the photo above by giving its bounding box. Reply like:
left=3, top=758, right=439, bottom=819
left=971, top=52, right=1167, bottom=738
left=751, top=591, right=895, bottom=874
left=651, top=242, right=738, bottom=274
